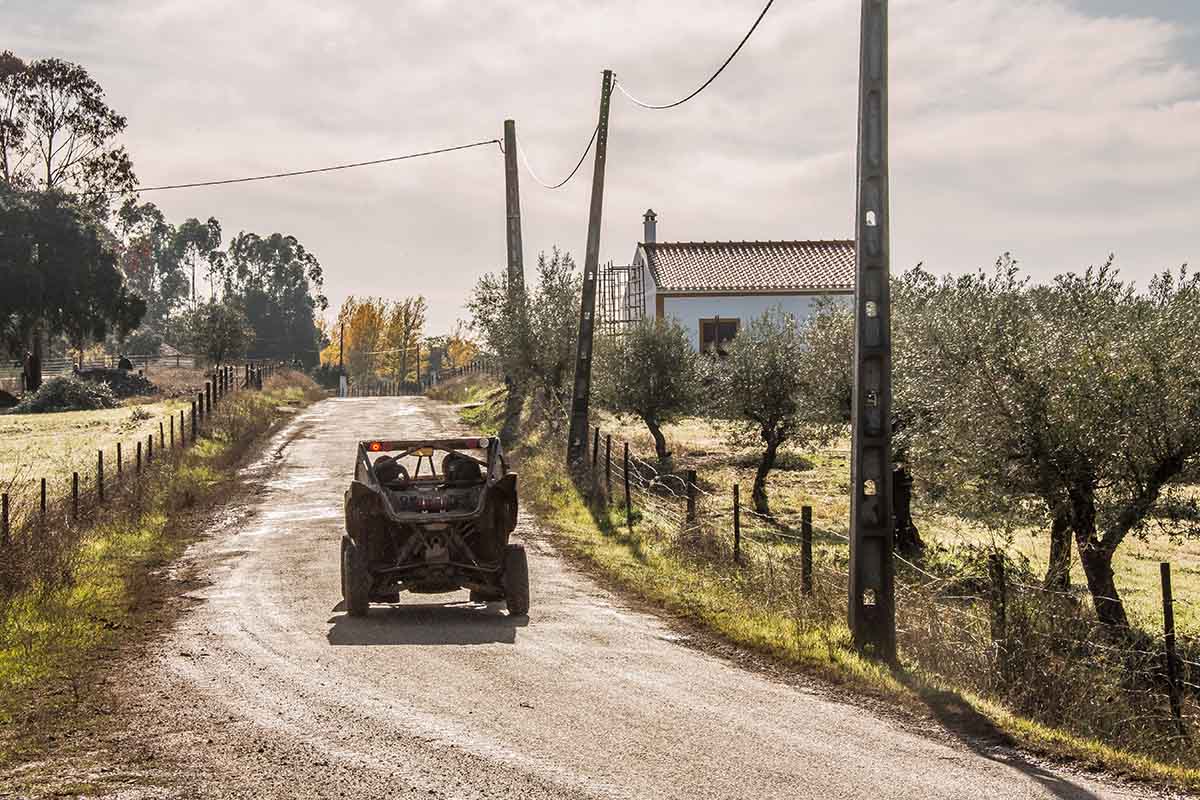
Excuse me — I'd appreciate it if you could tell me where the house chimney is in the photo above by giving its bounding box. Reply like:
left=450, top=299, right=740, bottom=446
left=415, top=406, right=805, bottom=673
left=643, top=208, right=657, bottom=244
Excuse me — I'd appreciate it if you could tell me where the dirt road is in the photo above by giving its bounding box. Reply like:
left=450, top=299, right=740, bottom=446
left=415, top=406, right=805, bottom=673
left=33, top=397, right=1166, bottom=799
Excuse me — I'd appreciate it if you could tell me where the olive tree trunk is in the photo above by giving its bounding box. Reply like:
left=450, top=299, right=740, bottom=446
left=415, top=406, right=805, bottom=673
left=1045, top=511, right=1072, bottom=591
left=751, top=437, right=780, bottom=516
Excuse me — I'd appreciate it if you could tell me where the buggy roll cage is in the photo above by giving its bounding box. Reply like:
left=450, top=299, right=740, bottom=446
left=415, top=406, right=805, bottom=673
left=353, top=438, right=511, bottom=522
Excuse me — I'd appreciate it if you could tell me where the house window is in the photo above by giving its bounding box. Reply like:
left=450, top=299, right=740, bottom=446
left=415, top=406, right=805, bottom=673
left=699, top=318, right=739, bottom=356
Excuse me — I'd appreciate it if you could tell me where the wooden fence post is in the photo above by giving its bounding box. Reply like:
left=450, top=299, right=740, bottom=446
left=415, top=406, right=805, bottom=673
left=1162, top=563, right=1187, bottom=738
left=72, top=472, right=79, bottom=519
left=97, top=449, right=104, bottom=503
left=605, top=434, right=612, bottom=500
left=116, top=442, right=122, bottom=476
left=989, top=551, right=1007, bottom=679
left=1, top=493, right=8, bottom=545
left=733, top=484, right=741, bottom=564
left=205, top=381, right=212, bottom=415
left=591, top=427, right=600, bottom=473
left=197, top=391, right=204, bottom=422
left=159, top=420, right=165, bottom=449
left=686, top=469, right=697, bottom=525
left=40, top=478, right=46, bottom=517
left=147, top=434, right=153, bottom=465
left=170, top=415, right=175, bottom=448
left=136, top=440, right=142, bottom=474
left=801, top=505, right=813, bottom=595
left=180, top=409, right=185, bottom=446
left=623, top=442, right=632, bottom=529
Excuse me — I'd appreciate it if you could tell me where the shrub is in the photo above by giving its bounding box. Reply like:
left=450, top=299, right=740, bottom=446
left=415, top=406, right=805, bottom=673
left=14, top=375, right=118, bottom=413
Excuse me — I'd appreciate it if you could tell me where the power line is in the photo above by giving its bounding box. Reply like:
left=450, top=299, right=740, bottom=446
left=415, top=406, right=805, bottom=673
left=515, top=125, right=598, bottom=190
left=614, top=0, right=776, bottom=110
left=135, top=138, right=502, bottom=192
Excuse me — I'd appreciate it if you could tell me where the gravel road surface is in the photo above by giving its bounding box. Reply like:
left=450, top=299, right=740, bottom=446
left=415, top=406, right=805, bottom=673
left=30, top=397, right=1169, bottom=799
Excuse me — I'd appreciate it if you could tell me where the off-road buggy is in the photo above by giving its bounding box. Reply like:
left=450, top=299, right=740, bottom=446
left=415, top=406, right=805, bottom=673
left=341, top=436, right=528, bottom=616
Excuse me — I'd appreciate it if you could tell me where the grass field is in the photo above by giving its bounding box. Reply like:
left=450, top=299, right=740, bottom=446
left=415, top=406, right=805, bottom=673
left=0, top=399, right=189, bottom=489
left=592, top=411, right=1199, bottom=638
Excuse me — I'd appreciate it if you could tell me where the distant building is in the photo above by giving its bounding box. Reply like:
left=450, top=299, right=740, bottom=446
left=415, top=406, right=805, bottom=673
left=607, top=209, right=855, bottom=353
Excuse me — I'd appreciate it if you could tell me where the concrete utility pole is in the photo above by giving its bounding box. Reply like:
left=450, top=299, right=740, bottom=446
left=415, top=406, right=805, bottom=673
left=566, top=69, right=614, bottom=466
left=500, top=119, right=526, bottom=444
left=848, top=0, right=896, bottom=660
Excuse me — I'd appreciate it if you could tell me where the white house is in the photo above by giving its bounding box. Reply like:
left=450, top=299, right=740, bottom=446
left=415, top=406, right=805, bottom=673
left=625, top=209, right=855, bottom=353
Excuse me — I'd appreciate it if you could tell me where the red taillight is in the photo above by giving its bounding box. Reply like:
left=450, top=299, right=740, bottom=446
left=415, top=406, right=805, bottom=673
left=368, top=441, right=383, bottom=452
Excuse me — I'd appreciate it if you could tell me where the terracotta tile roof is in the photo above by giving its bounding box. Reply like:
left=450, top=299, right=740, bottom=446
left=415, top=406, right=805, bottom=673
left=643, top=240, right=855, bottom=293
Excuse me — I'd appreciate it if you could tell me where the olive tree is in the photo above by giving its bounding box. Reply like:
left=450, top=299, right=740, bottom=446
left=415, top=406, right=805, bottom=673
left=468, top=248, right=580, bottom=432
left=897, top=257, right=1200, bottom=627
left=717, top=309, right=838, bottom=515
left=594, top=316, right=701, bottom=464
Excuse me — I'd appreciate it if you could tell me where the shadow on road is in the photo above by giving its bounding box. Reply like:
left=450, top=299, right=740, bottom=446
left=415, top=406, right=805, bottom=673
left=899, top=675, right=1104, bottom=800
left=326, top=601, right=528, bottom=646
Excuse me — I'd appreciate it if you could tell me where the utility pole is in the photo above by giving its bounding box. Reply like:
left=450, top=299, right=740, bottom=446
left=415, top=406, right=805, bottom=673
left=501, top=118, right=526, bottom=444
left=848, top=0, right=896, bottom=661
left=566, top=69, right=614, bottom=467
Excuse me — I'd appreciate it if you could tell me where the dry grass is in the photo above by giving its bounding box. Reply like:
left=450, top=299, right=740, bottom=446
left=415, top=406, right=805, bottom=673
left=594, top=411, right=1200, bottom=638
left=0, top=399, right=189, bottom=488
left=0, top=371, right=322, bottom=751
left=446, top=384, right=1200, bottom=786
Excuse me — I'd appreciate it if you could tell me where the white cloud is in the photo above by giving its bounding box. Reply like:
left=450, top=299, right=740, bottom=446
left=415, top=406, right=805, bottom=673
left=4, top=0, right=1197, bottom=332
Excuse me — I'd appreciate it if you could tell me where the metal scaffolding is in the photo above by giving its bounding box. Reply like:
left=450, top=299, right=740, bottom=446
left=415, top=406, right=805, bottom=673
left=596, top=260, right=646, bottom=341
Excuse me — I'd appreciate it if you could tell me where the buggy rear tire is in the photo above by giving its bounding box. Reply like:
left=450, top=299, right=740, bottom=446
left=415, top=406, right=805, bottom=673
left=342, top=538, right=370, bottom=617
left=502, top=543, right=530, bottom=616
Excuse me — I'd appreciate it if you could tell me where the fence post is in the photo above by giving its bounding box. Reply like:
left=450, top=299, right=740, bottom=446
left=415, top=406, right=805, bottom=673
left=147, top=433, right=153, bottom=464
left=591, top=426, right=600, bottom=473
left=197, top=391, right=204, bottom=422
left=136, top=440, right=142, bottom=474
left=97, top=449, right=104, bottom=503
left=623, top=442, right=632, bottom=529
left=605, top=434, right=612, bottom=500
left=170, top=415, right=175, bottom=448
left=116, top=442, right=123, bottom=476
left=40, top=477, right=46, bottom=517
left=159, top=420, right=165, bottom=449
left=733, top=484, right=741, bottom=564
left=72, top=472, right=79, bottom=519
left=190, top=401, right=197, bottom=443
left=1, top=493, right=8, bottom=545
left=989, top=551, right=1007, bottom=678
left=205, top=381, right=212, bottom=415
left=1162, top=563, right=1187, bottom=738
left=801, top=506, right=813, bottom=595
left=686, top=469, right=697, bottom=525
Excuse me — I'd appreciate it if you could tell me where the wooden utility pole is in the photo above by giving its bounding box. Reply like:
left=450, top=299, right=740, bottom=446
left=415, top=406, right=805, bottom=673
left=503, top=119, right=525, bottom=292
left=501, top=119, right=527, bottom=444
left=848, top=0, right=896, bottom=660
left=566, top=69, right=613, bottom=466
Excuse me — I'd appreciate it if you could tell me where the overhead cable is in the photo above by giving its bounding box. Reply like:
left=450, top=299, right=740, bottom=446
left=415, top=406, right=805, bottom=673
left=136, top=139, right=502, bottom=192
left=614, top=0, right=775, bottom=110
left=515, top=125, right=599, bottom=190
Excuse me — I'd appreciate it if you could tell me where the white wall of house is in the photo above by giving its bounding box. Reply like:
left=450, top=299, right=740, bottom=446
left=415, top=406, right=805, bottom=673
left=661, top=293, right=851, bottom=350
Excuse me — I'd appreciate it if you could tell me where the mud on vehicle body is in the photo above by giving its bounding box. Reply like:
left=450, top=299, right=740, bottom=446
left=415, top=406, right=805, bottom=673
left=341, top=436, right=529, bottom=616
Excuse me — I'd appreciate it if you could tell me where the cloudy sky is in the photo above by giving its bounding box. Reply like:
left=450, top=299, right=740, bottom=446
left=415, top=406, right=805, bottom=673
left=6, top=0, right=1198, bottom=334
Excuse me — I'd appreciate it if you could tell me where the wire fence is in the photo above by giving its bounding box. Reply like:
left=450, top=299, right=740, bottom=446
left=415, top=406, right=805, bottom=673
left=0, top=362, right=281, bottom=601
left=577, top=422, right=1199, bottom=764
left=343, top=357, right=501, bottom=398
